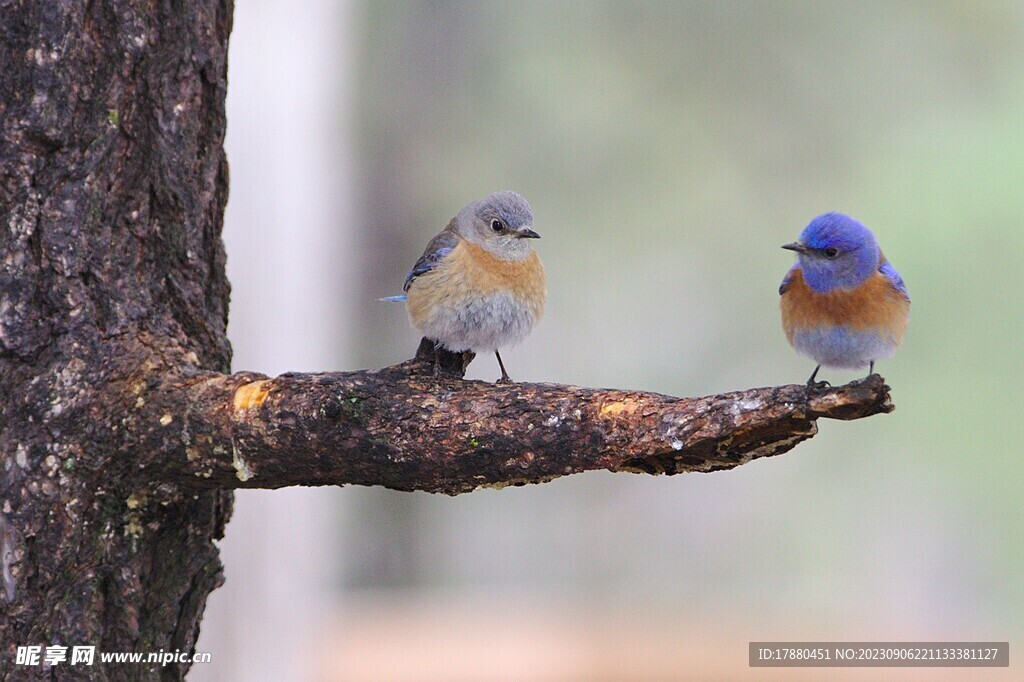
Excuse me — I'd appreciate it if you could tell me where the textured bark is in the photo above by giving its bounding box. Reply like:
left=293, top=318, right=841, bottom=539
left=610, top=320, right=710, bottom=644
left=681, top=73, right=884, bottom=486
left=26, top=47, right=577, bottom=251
left=130, top=339, right=894, bottom=494
left=1, top=0, right=232, bottom=679
left=0, top=1, right=896, bottom=679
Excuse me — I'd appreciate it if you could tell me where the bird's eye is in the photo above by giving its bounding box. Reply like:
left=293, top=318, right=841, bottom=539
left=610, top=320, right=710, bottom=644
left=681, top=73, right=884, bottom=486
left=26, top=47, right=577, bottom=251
left=490, top=219, right=505, bottom=232
left=823, top=247, right=839, bottom=259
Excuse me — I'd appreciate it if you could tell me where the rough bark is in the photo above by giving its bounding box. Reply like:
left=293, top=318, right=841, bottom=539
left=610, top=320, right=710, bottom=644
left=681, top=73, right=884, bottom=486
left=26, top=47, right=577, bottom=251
left=0, top=1, right=895, bottom=679
left=133, top=339, right=893, bottom=494
left=1, top=0, right=232, bottom=679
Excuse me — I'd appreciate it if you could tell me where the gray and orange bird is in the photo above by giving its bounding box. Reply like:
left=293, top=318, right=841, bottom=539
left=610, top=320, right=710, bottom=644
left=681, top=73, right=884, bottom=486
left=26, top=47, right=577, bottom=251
left=383, top=191, right=546, bottom=383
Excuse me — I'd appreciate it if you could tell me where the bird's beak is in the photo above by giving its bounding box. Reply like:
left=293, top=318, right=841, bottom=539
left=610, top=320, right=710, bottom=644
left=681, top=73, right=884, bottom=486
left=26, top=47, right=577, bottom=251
left=781, top=241, right=809, bottom=254
left=518, top=228, right=541, bottom=239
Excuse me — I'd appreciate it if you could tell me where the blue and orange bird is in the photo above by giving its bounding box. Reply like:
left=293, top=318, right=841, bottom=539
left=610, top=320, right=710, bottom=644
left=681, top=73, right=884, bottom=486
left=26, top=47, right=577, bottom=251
left=382, top=191, right=546, bottom=383
left=779, top=212, right=909, bottom=387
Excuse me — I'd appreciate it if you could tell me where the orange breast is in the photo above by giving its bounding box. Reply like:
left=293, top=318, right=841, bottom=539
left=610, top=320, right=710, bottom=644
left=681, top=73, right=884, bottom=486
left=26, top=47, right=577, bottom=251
left=406, top=239, right=546, bottom=327
left=461, top=242, right=546, bottom=304
left=780, top=267, right=909, bottom=343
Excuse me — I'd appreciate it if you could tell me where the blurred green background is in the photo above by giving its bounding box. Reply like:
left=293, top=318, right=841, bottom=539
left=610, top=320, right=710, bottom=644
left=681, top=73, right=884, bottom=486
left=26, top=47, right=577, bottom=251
left=199, top=1, right=1024, bottom=679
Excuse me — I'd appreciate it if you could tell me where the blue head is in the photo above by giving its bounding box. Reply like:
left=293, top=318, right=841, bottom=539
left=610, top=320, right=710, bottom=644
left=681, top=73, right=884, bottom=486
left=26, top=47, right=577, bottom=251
left=782, top=213, right=880, bottom=292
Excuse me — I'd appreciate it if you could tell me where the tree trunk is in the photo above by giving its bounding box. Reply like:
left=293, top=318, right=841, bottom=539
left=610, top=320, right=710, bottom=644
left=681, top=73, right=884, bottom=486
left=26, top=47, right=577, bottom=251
left=0, top=2, right=895, bottom=679
left=1, top=1, right=233, bottom=678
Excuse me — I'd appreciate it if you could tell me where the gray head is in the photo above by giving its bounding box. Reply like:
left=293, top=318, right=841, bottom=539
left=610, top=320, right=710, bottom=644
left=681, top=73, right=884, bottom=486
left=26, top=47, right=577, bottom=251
left=782, top=212, right=880, bottom=292
left=454, top=191, right=539, bottom=261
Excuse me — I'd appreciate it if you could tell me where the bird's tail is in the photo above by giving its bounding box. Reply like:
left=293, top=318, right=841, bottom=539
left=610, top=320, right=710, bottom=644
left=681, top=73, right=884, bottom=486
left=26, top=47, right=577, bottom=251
left=378, top=295, right=407, bottom=302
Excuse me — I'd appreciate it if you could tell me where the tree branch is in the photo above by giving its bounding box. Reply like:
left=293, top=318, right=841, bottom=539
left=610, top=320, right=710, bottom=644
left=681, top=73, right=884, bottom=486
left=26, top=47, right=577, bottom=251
left=134, top=340, right=894, bottom=495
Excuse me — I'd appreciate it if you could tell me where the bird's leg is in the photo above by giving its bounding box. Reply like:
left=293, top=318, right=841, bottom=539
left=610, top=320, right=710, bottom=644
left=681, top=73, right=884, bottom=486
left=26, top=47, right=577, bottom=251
left=806, top=364, right=830, bottom=390
left=432, top=344, right=444, bottom=378
left=495, top=351, right=512, bottom=385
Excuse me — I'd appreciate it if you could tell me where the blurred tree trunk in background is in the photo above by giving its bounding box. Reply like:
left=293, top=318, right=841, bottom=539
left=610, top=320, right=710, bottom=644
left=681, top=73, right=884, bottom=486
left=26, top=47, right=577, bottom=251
left=0, top=1, right=233, bottom=678
left=191, top=1, right=352, bottom=678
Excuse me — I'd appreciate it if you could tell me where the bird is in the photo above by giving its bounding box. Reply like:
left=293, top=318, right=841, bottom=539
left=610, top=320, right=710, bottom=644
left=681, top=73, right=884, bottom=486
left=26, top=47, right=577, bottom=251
left=779, top=212, right=909, bottom=387
left=381, top=191, right=546, bottom=383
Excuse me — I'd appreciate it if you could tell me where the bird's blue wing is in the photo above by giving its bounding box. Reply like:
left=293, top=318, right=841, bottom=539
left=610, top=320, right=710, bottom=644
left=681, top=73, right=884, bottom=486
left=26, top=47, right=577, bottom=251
left=779, top=264, right=800, bottom=295
left=403, top=228, right=459, bottom=292
left=879, top=260, right=909, bottom=302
